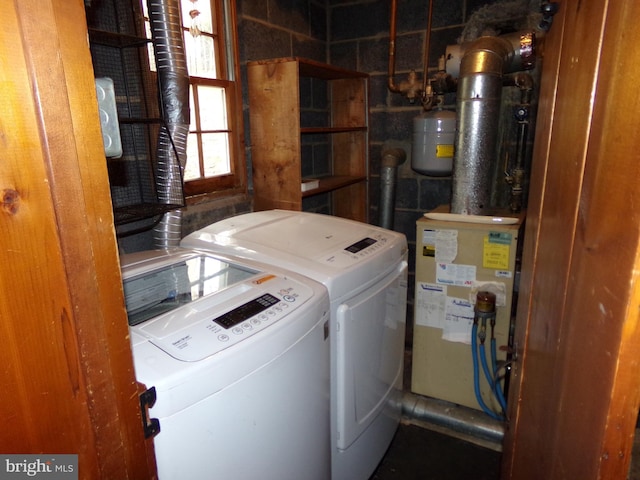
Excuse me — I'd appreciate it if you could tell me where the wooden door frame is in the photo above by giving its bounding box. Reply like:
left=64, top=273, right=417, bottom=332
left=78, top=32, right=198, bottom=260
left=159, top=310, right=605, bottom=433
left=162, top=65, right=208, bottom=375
left=502, top=0, right=640, bottom=478
left=0, top=0, right=156, bottom=477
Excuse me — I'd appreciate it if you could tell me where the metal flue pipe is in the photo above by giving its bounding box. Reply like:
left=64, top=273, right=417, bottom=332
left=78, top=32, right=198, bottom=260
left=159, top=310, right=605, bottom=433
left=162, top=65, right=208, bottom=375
left=451, top=31, right=535, bottom=215
left=379, top=147, right=406, bottom=230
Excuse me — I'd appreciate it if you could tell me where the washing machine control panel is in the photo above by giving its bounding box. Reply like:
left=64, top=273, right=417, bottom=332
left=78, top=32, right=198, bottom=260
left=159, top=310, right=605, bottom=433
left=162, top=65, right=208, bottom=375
left=130, top=274, right=312, bottom=362
left=212, top=293, right=280, bottom=329
left=321, top=232, right=392, bottom=267
left=122, top=249, right=319, bottom=362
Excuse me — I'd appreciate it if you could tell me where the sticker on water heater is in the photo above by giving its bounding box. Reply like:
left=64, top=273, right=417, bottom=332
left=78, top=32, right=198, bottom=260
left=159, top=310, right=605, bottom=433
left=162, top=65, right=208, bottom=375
left=434, top=229, right=458, bottom=263
left=483, top=232, right=511, bottom=270
left=421, top=229, right=437, bottom=257
left=442, top=296, right=474, bottom=344
left=495, top=270, right=512, bottom=278
left=415, top=282, right=447, bottom=329
left=421, top=229, right=457, bottom=263
left=435, top=262, right=476, bottom=287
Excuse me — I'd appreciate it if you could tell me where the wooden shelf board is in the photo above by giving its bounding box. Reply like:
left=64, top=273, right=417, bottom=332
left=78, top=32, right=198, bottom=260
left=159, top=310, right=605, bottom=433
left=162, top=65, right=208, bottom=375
left=301, top=126, right=367, bottom=134
left=301, top=175, right=366, bottom=197
left=247, top=57, right=368, bottom=80
left=88, top=29, right=150, bottom=48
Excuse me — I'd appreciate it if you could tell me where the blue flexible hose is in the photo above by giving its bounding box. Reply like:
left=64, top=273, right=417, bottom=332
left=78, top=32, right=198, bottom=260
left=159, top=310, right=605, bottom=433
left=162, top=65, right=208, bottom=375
left=491, top=337, right=508, bottom=412
left=479, top=343, right=494, bottom=389
left=471, top=323, right=502, bottom=421
left=481, top=342, right=507, bottom=413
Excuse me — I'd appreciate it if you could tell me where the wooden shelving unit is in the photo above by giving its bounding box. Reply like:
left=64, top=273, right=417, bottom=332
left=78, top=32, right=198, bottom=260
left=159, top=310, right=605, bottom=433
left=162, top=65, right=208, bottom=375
left=247, top=57, right=369, bottom=222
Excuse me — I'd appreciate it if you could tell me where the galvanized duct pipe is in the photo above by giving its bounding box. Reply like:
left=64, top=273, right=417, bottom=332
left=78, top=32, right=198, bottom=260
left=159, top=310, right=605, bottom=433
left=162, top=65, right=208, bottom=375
left=451, top=31, right=535, bottom=215
left=402, top=392, right=504, bottom=446
left=148, top=0, right=190, bottom=248
left=379, top=147, right=406, bottom=230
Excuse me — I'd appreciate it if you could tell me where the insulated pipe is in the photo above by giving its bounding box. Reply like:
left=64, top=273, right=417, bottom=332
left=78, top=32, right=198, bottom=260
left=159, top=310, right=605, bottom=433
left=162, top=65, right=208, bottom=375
left=148, top=0, right=190, bottom=248
left=451, top=32, right=535, bottom=215
left=379, top=148, right=406, bottom=230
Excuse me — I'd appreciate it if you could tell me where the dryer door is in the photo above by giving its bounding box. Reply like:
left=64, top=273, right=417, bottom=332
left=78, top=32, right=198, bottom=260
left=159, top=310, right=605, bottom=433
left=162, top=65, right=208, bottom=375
left=335, top=260, right=408, bottom=450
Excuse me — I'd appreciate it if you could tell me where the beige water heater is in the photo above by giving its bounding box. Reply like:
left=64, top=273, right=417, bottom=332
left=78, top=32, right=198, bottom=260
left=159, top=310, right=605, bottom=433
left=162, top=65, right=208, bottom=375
left=411, top=205, right=524, bottom=413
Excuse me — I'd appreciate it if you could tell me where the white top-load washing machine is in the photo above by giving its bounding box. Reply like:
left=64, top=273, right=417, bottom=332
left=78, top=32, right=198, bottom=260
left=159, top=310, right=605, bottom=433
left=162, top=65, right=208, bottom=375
left=120, top=248, right=331, bottom=480
left=181, top=210, right=408, bottom=480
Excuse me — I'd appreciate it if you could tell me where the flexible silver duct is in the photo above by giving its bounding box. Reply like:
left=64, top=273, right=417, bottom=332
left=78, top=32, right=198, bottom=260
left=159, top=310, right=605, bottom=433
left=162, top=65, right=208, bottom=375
left=379, top=148, right=406, bottom=230
left=148, top=0, right=190, bottom=248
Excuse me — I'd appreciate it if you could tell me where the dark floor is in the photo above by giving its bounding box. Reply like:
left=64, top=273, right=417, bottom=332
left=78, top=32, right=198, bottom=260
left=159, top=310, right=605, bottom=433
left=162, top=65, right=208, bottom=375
left=372, top=350, right=502, bottom=479
left=370, top=422, right=501, bottom=480
left=382, top=353, right=640, bottom=479
left=371, top=421, right=640, bottom=480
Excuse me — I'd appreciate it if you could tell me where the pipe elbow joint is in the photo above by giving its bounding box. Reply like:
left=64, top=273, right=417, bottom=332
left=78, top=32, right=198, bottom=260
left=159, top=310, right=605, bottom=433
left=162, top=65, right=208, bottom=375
left=514, top=72, right=534, bottom=92
left=381, top=148, right=407, bottom=168
left=460, top=31, right=536, bottom=79
left=461, top=36, right=513, bottom=77
left=389, top=71, right=422, bottom=102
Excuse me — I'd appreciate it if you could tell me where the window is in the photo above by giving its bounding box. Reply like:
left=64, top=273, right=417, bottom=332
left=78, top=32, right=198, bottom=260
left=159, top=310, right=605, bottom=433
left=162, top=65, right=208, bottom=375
left=142, top=0, right=245, bottom=199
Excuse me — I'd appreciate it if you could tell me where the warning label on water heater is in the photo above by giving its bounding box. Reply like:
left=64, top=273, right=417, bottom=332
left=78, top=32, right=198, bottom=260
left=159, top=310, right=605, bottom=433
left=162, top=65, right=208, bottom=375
left=482, top=232, right=512, bottom=270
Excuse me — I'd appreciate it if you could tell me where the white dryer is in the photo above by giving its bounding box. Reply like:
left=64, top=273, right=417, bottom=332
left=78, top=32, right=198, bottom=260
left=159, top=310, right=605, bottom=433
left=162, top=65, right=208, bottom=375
left=181, top=211, right=408, bottom=480
left=120, top=248, right=331, bottom=480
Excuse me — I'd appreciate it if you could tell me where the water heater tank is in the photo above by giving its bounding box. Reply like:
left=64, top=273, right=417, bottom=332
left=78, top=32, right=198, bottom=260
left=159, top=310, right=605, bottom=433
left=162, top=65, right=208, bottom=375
left=412, top=109, right=456, bottom=176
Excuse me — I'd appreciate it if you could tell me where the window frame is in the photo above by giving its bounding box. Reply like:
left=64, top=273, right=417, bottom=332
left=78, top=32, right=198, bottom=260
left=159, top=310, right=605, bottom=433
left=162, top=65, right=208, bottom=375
left=179, top=0, right=246, bottom=200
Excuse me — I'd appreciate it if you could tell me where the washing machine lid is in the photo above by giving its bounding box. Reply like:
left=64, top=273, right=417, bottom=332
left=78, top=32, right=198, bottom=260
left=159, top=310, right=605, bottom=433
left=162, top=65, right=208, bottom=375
left=123, top=252, right=258, bottom=327
left=121, top=249, right=317, bottom=362
left=181, top=210, right=407, bottom=298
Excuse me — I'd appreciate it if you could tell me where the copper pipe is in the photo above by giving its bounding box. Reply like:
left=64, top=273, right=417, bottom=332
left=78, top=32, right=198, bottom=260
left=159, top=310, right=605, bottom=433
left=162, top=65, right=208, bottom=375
left=388, top=0, right=435, bottom=105
left=422, top=0, right=434, bottom=97
left=388, top=0, right=400, bottom=92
